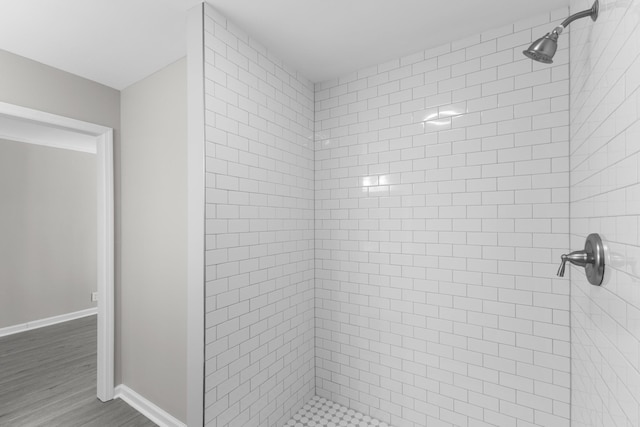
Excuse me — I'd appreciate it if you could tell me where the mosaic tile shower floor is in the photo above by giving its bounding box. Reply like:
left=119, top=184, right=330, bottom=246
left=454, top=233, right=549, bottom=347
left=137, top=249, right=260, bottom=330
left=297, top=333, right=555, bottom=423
left=286, top=396, right=391, bottom=427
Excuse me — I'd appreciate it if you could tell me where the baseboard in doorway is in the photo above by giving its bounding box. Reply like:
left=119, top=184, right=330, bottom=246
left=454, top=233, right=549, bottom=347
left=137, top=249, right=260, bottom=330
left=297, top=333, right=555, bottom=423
left=0, top=307, right=98, bottom=338
left=115, top=385, right=186, bottom=427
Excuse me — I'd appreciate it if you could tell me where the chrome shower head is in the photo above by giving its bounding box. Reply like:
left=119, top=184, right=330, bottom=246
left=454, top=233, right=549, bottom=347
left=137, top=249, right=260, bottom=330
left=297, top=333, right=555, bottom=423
left=523, top=30, right=559, bottom=64
left=523, top=0, right=598, bottom=64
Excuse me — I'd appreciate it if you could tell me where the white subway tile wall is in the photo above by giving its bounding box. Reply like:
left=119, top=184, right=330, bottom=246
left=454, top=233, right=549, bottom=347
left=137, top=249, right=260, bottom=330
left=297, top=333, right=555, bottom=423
left=203, top=4, right=316, bottom=426
left=570, top=0, right=640, bottom=426
left=314, top=9, right=571, bottom=427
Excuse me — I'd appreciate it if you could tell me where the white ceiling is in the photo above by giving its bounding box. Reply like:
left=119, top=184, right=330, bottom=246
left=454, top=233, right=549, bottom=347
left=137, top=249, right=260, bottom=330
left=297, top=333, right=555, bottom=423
left=0, top=0, right=202, bottom=90
left=209, top=0, right=570, bottom=83
left=0, top=0, right=569, bottom=90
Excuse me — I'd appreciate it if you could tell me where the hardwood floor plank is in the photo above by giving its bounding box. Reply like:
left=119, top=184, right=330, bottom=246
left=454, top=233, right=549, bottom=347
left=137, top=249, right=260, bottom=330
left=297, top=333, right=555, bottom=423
left=0, top=315, right=156, bottom=426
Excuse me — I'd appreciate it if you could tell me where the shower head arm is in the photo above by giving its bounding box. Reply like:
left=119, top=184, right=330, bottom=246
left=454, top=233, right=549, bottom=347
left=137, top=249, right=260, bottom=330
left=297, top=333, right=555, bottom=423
left=523, top=0, right=598, bottom=64
left=560, top=0, right=599, bottom=28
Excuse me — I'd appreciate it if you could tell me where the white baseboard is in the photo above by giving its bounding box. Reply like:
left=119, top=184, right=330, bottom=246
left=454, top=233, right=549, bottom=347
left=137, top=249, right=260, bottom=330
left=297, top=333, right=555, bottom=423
left=0, top=307, right=98, bottom=338
left=115, top=385, right=186, bottom=427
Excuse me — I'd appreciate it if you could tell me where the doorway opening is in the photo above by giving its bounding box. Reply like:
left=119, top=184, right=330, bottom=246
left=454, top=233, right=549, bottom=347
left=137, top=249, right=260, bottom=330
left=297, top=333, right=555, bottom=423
left=0, top=101, right=114, bottom=401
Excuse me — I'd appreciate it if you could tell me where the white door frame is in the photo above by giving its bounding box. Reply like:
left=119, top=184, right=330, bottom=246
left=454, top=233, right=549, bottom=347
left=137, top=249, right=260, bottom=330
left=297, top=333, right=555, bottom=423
left=0, top=101, right=115, bottom=401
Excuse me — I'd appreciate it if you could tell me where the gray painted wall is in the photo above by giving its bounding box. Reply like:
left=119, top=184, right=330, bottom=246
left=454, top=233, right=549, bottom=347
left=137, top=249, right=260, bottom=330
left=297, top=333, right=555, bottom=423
left=0, top=139, right=96, bottom=328
left=120, top=57, right=188, bottom=423
left=0, top=49, right=121, bottom=127
left=0, top=49, right=188, bottom=422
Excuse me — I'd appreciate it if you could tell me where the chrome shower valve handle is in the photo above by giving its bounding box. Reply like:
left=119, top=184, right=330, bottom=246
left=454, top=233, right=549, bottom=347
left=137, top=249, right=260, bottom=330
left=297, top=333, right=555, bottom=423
left=557, top=250, right=593, bottom=277
left=557, top=233, right=605, bottom=286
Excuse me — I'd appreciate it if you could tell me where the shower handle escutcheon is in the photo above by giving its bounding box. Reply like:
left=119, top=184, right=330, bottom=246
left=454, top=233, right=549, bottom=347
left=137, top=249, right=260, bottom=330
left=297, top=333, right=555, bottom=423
left=557, top=233, right=605, bottom=286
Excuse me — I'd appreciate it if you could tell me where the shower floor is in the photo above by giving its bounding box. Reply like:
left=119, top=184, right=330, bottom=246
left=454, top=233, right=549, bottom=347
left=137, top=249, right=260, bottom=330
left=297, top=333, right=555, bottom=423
left=286, top=396, right=391, bottom=427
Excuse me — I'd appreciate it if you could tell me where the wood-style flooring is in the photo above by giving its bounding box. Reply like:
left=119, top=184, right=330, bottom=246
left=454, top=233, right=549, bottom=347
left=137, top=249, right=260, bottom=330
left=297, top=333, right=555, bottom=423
left=0, top=315, right=156, bottom=426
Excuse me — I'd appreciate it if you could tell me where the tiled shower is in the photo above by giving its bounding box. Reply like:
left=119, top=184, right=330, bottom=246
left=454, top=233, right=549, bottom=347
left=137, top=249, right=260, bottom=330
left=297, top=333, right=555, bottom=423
left=314, top=8, right=572, bottom=427
left=202, top=0, right=640, bottom=426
